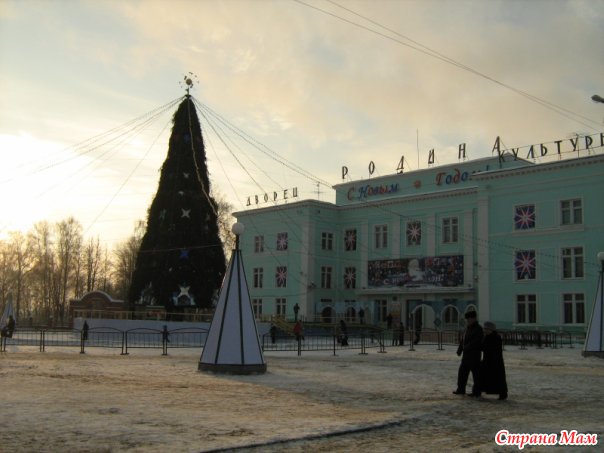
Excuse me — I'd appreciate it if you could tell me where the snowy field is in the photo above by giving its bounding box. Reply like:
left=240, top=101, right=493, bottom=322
left=1, top=343, right=603, bottom=452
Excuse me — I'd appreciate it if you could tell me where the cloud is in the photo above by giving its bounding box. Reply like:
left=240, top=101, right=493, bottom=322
left=1, top=0, right=602, bottom=244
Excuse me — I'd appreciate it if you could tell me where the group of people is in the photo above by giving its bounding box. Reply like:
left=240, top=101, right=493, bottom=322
left=454, top=310, right=508, bottom=400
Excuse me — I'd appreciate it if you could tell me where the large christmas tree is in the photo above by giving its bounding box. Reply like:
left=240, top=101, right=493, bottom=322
left=128, top=96, right=226, bottom=311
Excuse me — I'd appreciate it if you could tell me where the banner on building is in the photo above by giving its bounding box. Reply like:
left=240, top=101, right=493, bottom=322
left=368, top=255, right=464, bottom=289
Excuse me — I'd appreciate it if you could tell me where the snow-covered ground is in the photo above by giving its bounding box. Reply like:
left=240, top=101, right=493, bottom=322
left=1, top=343, right=602, bottom=452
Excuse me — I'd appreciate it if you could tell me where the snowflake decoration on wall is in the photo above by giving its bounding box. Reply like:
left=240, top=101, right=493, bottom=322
left=276, top=266, right=287, bottom=287
left=515, top=250, right=536, bottom=280
left=276, top=232, right=288, bottom=251
left=344, top=267, right=356, bottom=289
left=515, top=205, right=536, bottom=230
left=406, top=221, right=422, bottom=245
left=345, top=229, right=357, bottom=251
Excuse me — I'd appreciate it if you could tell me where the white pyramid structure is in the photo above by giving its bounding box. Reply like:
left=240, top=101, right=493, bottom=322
left=199, top=223, right=267, bottom=374
left=583, top=271, right=604, bottom=358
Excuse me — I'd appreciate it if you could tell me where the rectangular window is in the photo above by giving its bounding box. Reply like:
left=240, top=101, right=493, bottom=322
left=276, top=266, right=287, bottom=288
left=406, top=221, right=422, bottom=246
left=516, top=294, right=537, bottom=324
left=275, top=298, right=286, bottom=317
left=321, top=232, right=333, bottom=251
left=253, top=268, right=263, bottom=288
left=252, top=298, right=263, bottom=317
left=344, top=267, right=356, bottom=289
left=374, top=225, right=388, bottom=249
left=562, top=247, right=584, bottom=279
left=515, top=250, right=536, bottom=280
left=276, top=232, right=288, bottom=251
left=514, top=204, right=536, bottom=230
left=254, top=235, right=264, bottom=253
left=321, top=266, right=333, bottom=289
left=344, top=229, right=357, bottom=251
left=563, top=294, right=585, bottom=324
left=442, top=217, right=458, bottom=243
left=561, top=199, right=582, bottom=225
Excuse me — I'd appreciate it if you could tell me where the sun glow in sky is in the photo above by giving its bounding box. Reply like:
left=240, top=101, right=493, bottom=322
left=0, top=0, right=602, bottom=247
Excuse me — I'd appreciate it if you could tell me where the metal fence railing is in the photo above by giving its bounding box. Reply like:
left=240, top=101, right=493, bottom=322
left=262, top=331, right=387, bottom=356
left=0, top=327, right=208, bottom=355
left=1, top=326, right=583, bottom=356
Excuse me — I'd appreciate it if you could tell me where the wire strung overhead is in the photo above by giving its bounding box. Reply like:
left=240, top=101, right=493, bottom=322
left=293, top=0, right=601, bottom=132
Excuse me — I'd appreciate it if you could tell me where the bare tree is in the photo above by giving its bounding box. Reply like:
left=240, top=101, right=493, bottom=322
left=0, top=240, right=11, bottom=310
left=27, top=221, right=54, bottom=323
left=7, top=231, right=32, bottom=320
left=113, top=220, right=145, bottom=301
left=83, top=236, right=103, bottom=293
left=54, top=217, right=83, bottom=323
left=212, top=190, right=235, bottom=261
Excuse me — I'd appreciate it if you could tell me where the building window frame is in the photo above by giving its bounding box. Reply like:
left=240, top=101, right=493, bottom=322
left=562, top=247, right=584, bottom=279
left=253, top=267, right=264, bottom=289
left=374, top=224, right=388, bottom=249
left=254, top=235, right=264, bottom=253
left=275, top=298, right=286, bottom=317
left=516, top=294, right=537, bottom=324
left=321, top=266, right=333, bottom=289
left=252, top=298, right=263, bottom=317
left=562, top=293, right=585, bottom=324
left=442, top=217, right=459, bottom=244
left=321, top=232, right=334, bottom=251
left=560, top=198, right=582, bottom=225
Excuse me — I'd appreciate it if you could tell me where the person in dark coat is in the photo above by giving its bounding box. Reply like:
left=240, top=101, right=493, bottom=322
left=82, top=320, right=89, bottom=341
left=453, top=310, right=483, bottom=397
left=480, top=321, right=508, bottom=400
left=162, top=325, right=170, bottom=343
left=269, top=324, right=277, bottom=344
left=339, top=319, right=349, bottom=346
left=1, top=315, right=16, bottom=338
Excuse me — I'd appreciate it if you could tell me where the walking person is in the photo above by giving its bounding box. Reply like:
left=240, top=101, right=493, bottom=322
left=339, top=319, right=349, bottom=346
left=293, top=303, right=300, bottom=322
left=453, top=311, right=483, bottom=397
left=480, top=321, right=508, bottom=400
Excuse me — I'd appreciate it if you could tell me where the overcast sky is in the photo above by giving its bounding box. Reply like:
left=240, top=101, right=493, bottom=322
left=1, top=0, right=602, bottom=247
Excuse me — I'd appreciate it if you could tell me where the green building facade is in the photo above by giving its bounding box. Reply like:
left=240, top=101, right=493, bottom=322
left=234, top=152, right=604, bottom=333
